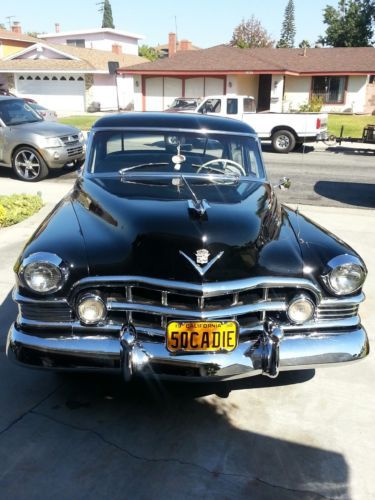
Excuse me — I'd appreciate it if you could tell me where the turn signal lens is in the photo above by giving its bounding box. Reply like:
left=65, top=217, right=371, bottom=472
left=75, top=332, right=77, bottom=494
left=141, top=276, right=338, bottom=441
left=287, top=296, right=315, bottom=324
left=77, top=295, right=107, bottom=325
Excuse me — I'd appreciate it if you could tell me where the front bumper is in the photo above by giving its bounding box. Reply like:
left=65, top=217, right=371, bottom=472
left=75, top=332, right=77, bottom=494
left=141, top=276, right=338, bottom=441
left=7, top=322, right=369, bottom=381
left=41, top=144, right=85, bottom=168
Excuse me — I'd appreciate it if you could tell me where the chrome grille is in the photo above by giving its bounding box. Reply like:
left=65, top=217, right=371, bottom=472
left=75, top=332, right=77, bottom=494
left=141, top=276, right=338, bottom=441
left=316, top=303, right=359, bottom=320
left=20, top=302, right=73, bottom=322
left=67, top=145, right=83, bottom=157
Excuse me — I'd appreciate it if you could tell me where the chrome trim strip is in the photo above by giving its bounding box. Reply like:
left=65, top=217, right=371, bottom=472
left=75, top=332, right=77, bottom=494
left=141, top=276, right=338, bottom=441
left=106, top=299, right=287, bottom=319
left=319, top=293, right=365, bottom=307
left=69, top=275, right=323, bottom=300
left=91, top=126, right=258, bottom=138
left=17, top=316, right=361, bottom=335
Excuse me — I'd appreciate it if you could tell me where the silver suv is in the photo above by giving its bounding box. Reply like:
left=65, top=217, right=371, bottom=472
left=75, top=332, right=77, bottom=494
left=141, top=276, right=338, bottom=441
left=0, top=96, right=85, bottom=182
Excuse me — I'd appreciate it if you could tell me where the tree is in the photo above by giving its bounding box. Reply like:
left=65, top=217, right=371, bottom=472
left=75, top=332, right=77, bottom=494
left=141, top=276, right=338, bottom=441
left=299, top=39, right=311, bottom=48
left=277, top=0, right=296, bottom=47
left=139, top=45, right=161, bottom=62
left=230, top=16, right=274, bottom=48
left=99, top=0, right=115, bottom=29
left=318, top=0, right=375, bottom=47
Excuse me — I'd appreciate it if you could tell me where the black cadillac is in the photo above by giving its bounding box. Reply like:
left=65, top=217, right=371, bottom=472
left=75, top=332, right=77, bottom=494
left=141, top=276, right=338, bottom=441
left=7, top=112, right=369, bottom=382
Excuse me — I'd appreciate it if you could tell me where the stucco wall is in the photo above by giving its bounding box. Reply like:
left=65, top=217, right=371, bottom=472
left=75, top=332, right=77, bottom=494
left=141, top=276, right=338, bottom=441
left=284, top=76, right=311, bottom=111
left=228, top=75, right=259, bottom=103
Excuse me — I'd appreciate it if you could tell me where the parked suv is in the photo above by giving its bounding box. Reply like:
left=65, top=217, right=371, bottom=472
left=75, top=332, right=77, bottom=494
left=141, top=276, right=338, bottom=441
left=0, top=96, right=85, bottom=181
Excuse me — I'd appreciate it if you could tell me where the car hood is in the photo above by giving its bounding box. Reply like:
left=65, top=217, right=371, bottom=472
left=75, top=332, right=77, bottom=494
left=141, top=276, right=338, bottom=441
left=12, top=121, right=79, bottom=137
left=71, top=176, right=304, bottom=282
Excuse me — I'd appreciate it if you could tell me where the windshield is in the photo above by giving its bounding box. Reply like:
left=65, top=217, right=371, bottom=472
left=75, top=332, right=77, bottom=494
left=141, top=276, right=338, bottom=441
left=0, top=99, right=43, bottom=125
left=169, top=98, right=200, bottom=110
left=88, top=130, right=264, bottom=179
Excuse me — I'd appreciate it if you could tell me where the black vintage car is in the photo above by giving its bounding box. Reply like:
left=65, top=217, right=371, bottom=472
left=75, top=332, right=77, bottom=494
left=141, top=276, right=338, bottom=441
left=7, top=112, right=369, bottom=382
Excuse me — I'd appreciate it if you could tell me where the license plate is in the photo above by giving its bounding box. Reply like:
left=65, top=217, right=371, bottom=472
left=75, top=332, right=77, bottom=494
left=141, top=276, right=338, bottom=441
left=166, top=321, right=238, bottom=353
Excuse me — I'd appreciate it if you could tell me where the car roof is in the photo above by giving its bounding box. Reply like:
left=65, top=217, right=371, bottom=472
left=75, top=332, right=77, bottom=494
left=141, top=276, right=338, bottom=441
left=93, top=112, right=256, bottom=135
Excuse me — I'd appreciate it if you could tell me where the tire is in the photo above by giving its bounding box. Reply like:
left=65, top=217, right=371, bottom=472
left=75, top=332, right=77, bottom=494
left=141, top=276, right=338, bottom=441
left=271, top=130, right=296, bottom=154
left=12, top=147, right=49, bottom=182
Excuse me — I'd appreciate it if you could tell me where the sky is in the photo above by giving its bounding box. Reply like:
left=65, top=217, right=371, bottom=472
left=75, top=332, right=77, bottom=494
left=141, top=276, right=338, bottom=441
left=2, top=0, right=333, bottom=48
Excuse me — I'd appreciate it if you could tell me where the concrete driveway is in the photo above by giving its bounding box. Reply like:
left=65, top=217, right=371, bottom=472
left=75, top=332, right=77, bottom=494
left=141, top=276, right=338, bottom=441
left=0, top=161, right=374, bottom=499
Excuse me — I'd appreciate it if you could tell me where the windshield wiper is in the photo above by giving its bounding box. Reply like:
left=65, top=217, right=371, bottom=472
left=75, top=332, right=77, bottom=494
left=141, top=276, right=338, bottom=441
left=119, top=162, right=169, bottom=175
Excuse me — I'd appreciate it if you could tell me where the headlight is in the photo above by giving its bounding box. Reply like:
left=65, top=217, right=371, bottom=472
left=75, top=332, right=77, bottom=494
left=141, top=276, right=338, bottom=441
left=77, top=294, right=107, bottom=325
left=287, top=295, right=315, bottom=324
left=20, top=253, right=68, bottom=294
left=42, top=137, right=63, bottom=148
left=78, top=131, right=85, bottom=142
left=324, top=255, right=366, bottom=296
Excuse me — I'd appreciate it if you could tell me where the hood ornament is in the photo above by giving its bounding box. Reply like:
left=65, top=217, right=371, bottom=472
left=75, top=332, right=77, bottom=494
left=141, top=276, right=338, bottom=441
left=179, top=249, right=224, bottom=276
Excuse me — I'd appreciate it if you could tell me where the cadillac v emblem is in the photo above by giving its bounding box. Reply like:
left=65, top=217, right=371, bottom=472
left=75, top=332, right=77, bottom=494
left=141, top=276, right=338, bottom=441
left=179, top=249, right=224, bottom=276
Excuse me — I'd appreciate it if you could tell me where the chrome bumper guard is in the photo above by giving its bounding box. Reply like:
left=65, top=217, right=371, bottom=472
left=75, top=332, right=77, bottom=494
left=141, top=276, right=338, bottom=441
left=7, top=322, right=369, bottom=381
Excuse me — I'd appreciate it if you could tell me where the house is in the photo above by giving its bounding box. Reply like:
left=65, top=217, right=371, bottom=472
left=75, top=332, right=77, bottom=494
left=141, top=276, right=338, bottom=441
left=0, top=26, right=146, bottom=113
left=119, top=45, right=375, bottom=114
left=39, top=25, right=144, bottom=56
left=0, top=23, right=36, bottom=58
left=155, top=32, right=200, bottom=58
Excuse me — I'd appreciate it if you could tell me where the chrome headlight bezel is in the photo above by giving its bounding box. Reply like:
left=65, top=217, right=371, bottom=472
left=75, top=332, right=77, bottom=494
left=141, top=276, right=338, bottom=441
left=322, top=254, right=367, bottom=296
left=19, top=252, right=69, bottom=294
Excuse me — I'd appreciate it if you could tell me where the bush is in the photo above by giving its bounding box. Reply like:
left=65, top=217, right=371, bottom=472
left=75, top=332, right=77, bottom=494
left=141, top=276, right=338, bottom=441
left=299, top=95, right=324, bottom=112
left=0, top=194, right=43, bottom=227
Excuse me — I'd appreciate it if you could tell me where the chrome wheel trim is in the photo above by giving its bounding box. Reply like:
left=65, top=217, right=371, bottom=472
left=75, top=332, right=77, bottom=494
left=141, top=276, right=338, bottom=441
left=14, top=150, right=41, bottom=180
left=275, top=134, right=290, bottom=150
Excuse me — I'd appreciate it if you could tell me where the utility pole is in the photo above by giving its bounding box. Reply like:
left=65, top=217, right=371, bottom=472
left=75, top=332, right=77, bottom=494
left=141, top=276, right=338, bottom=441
left=5, top=16, right=15, bottom=29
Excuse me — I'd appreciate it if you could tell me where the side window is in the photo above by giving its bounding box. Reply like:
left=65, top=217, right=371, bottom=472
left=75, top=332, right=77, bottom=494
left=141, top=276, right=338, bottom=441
left=227, top=99, right=238, bottom=115
left=244, top=98, right=255, bottom=112
left=204, top=99, right=221, bottom=113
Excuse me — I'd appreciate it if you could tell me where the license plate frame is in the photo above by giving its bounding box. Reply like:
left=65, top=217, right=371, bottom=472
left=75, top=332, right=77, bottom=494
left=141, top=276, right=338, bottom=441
left=166, top=320, right=239, bottom=354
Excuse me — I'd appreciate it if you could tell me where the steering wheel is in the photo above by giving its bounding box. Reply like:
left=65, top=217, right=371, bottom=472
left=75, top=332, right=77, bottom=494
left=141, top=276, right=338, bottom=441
left=195, top=159, right=246, bottom=176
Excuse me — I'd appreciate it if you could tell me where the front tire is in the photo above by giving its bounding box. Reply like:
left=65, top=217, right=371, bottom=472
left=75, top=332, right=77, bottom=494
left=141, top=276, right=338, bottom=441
left=271, top=130, right=296, bottom=154
left=12, top=147, right=49, bottom=182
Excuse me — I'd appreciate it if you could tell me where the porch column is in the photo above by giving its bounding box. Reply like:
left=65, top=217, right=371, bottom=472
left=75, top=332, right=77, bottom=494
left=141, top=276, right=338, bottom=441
left=270, top=75, right=284, bottom=112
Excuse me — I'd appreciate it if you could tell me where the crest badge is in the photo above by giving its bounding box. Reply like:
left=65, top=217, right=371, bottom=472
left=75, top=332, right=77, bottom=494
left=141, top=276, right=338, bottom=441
left=179, top=249, right=224, bottom=276
left=195, top=249, right=210, bottom=265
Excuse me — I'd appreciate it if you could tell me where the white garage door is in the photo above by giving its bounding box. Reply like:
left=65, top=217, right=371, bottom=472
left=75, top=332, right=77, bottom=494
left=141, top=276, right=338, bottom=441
left=205, top=77, right=225, bottom=95
left=185, top=78, right=204, bottom=98
left=145, top=77, right=163, bottom=111
left=164, top=77, right=183, bottom=109
left=16, top=74, right=85, bottom=113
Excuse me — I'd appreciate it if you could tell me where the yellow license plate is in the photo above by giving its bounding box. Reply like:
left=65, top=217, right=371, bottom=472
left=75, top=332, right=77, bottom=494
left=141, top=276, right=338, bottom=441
left=166, top=321, right=238, bottom=353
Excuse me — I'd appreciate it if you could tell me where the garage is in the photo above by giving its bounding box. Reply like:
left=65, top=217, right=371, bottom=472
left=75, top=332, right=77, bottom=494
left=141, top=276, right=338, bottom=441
left=143, top=76, right=225, bottom=111
left=15, top=74, right=85, bottom=112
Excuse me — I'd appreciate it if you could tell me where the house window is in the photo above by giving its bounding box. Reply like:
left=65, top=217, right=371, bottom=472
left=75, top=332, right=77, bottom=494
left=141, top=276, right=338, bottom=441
left=311, top=76, right=346, bottom=104
left=369, top=75, right=375, bottom=84
left=66, top=39, right=85, bottom=48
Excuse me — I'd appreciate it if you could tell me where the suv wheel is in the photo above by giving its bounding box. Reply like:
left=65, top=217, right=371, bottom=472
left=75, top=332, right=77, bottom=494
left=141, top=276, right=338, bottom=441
left=12, top=147, right=49, bottom=182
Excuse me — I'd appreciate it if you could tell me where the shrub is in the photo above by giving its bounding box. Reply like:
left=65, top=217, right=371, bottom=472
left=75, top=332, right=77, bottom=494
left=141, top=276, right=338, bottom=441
left=299, top=95, right=324, bottom=112
left=0, top=194, right=43, bottom=227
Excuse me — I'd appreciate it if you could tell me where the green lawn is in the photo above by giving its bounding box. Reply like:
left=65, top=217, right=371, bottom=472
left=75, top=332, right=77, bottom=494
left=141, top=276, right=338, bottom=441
left=59, top=112, right=375, bottom=138
left=327, top=114, right=375, bottom=139
left=58, top=115, right=98, bottom=130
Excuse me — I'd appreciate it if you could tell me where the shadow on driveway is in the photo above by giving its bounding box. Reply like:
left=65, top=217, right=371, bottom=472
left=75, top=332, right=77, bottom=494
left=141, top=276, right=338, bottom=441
left=315, top=180, right=375, bottom=209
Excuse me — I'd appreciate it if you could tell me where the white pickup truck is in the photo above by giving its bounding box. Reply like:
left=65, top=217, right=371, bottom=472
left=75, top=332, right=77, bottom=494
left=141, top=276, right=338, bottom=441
left=192, top=95, right=328, bottom=153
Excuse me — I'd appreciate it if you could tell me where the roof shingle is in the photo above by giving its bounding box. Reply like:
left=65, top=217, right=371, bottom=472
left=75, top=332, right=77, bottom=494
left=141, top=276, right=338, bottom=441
left=119, top=45, right=375, bottom=75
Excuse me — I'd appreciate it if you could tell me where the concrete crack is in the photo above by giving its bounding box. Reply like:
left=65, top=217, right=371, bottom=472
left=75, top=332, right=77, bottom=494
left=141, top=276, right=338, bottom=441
left=0, top=383, right=64, bottom=436
left=31, top=410, right=334, bottom=499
